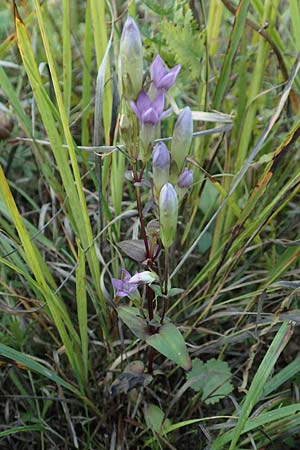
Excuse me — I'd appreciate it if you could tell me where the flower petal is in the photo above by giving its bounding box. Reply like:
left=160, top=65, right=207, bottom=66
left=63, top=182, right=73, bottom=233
left=112, top=278, right=124, bottom=291
left=130, top=100, right=141, bottom=120
left=129, top=271, right=158, bottom=285
left=161, top=107, right=172, bottom=120
left=136, top=91, right=151, bottom=112
left=158, top=64, right=181, bottom=90
left=121, top=269, right=132, bottom=282
left=152, top=92, right=165, bottom=117
left=150, top=54, right=167, bottom=85
left=142, top=108, right=159, bottom=125
left=116, top=290, right=129, bottom=298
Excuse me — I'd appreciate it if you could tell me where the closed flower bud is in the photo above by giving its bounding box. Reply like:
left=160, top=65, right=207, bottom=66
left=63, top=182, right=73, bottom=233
left=120, top=17, right=143, bottom=100
left=159, top=183, right=178, bottom=249
left=171, top=107, right=193, bottom=177
left=176, top=168, right=193, bottom=200
left=129, top=271, right=158, bottom=285
left=152, top=142, right=170, bottom=198
left=178, top=168, right=193, bottom=189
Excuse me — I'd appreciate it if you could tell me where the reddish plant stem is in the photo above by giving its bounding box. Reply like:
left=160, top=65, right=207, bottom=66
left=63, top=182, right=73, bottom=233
left=135, top=185, right=150, bottom=257
left=132, top=166, right=157, bottom=372
left=147, top=347, right=155, bottom=373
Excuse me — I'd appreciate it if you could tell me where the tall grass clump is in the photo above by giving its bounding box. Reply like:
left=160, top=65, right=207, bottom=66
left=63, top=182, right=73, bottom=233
left=0, top=1, right=300, bottom=448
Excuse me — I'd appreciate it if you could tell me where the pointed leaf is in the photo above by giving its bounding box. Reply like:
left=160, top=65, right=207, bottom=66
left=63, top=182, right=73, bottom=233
left=168, top=288, right=185, bottom=297
left=118, top=239, right=147, bottom=262
left=146, top=323, right=191, bottom=370
left=118, top=306, right=149, bottom=340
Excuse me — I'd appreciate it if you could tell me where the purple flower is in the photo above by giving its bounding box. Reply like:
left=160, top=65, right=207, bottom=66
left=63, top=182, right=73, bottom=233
left=130, top=91, right=170, bottom=125
left=178, top=168, right=193, bottom=189
left=112, top=269, right=138, bottom=298
left=150, top=55, right=181, bottom=92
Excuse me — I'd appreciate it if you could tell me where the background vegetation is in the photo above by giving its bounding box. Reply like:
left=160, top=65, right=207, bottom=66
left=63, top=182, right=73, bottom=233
left=1, top=0, right=300, bottom=448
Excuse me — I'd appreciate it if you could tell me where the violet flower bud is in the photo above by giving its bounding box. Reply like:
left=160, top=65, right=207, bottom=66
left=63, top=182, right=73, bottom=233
left=159, top=183, right=178, bottom=249
left=178, top=168, right=193, bottom=189
left=150, top=54, right=181, bottom=92
left=171, top=107, right=193, bottom=177
left=120, top=17, right=143, bottom=100
left=130, top=91, right=171, bottom=161
left=152, top=142, right=170, bottom=198
left=176, top=168, right=193, bottom=200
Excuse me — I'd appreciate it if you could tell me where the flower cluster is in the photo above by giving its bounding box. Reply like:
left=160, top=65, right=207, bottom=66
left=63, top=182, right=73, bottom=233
left=116, top=16, right=194, bottom=296
left=120, top=17, right=182, bottom=161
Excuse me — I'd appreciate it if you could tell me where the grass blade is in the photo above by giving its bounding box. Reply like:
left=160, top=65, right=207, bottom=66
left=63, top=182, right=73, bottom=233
left=213, top=0, right=250, bottom=109
left=227, top=320, right=295, bottom=449
left=76, top=242, right=88, bottom=383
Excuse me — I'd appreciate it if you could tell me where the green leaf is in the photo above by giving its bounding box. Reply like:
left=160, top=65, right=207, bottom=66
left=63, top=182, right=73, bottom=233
left=168, top=288, right=185, bottom=297
left=146, top=323, right=192, bottom=370
left=143, top=0, right=174, bottom=16
left=227, top=320, right=295, bottom=450
left=161, top=7, right=205, bottom=80
left=76, top=242, right=88, bottom=383
left=118, top=306, right=149, bottom=340
left=0, top=426, right=48, bottom=439
left=213, top=0, right=250, bottom=109
left=198, top=182, right=219, bottom=214
left=145, top=404, right=165, bottom=433
left=0, top=343, right=81, bottom=396
left=198, top=231, right=212, bottom=254
left=187, top=358, right=233, bottom=405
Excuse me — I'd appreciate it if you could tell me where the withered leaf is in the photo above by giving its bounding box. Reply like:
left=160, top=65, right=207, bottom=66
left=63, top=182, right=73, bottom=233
left=118, top=239, right=147, bottom=262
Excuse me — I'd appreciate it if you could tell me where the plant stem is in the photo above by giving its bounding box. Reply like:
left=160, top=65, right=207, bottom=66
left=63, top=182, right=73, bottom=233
left=161, top=248, right=169, bottom=324
left=132, top=166, right=156, bottom=372
left=134, top=182, right=150, bottom=257
left=163, top=248, right=169, bottom=295
left=147, top=285, right=154, bottom=322
left=147, top=347, right=154, bottom=373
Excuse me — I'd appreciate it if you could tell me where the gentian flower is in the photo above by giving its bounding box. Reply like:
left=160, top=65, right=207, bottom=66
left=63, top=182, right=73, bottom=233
left=150, top=55, right=181, bottom=92
left=176, top=168, right=193, bottom=200
left=170, top=107, right=193, bottom=179
left=120, top=17, right=143, bottom=99
left=130, top=91, right=171, bottom=161
left=130, top=91, right=170, bottom=125
left=159, top=183, right=178, bottom=249
left=129, top=271, right=158, bottom=285
left=112, top=269, right=138, bottom=298
left=178, top=168, right=193, bottom=189
left=152, top=142, right=170, bottom=199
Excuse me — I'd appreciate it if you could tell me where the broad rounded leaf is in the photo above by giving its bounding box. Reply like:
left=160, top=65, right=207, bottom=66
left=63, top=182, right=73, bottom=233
left=144, top=404, right=164, bottom=432
left=146, top=323, right=191, bottom=370
left=187, top=358, right=233, bottom=405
